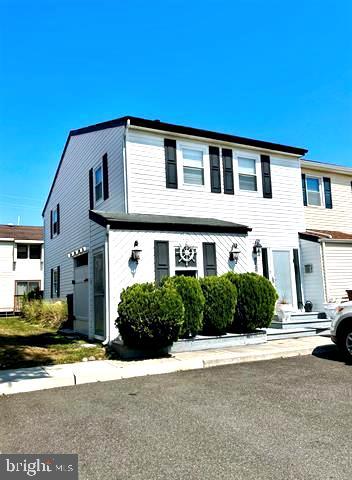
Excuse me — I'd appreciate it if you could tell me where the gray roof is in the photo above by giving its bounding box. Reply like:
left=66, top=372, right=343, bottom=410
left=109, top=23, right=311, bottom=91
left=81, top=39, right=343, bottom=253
left=90, top=211, right=251, bottom=234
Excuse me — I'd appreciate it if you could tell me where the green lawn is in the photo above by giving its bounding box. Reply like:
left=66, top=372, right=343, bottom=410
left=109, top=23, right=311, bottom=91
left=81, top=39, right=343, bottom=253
left=0, top=317, right=107, bottom=370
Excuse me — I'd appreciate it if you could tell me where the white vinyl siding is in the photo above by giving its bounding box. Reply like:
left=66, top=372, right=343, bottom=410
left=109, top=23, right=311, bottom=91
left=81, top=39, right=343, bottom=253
left=126, top=130, right=305, bottom=251
left=324, top=242, right=352, bottom=302
left=303, top=167, right=352, bottom=233
left=43, top=126, right=125, bottom=302
left=299, top=239, right=325, bottom=311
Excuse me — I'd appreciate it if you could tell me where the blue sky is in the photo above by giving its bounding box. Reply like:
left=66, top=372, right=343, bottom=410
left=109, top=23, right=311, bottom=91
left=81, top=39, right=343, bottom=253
left=0, top=0, right=351, bottom=226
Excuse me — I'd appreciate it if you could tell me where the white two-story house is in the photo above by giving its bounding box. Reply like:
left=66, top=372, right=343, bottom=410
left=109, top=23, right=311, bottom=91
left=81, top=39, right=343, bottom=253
left=42, top=116, right=307, bottom=341
left=300, top=160, right=352, bottom=310
left=0, top=224, right=44, bottom=315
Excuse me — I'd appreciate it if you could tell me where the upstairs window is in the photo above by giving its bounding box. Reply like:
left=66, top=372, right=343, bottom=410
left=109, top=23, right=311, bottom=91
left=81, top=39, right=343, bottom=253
left=306, top=176, right=322, bottom=206
left=238, top=157, right=257, bottom=191
left=51, top=204, right=60, bottom=237
left=95, top=166, right=103, bottom=203
left=17, top=244, right=42, bottom=259
left=182, top=148, right=204, bottom=186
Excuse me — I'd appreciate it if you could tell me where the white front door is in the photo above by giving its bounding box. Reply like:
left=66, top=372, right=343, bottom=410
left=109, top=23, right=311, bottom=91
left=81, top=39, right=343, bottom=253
left=272, top=250, right=294, bottom=305
left=73, top=255, right=89, bottom=335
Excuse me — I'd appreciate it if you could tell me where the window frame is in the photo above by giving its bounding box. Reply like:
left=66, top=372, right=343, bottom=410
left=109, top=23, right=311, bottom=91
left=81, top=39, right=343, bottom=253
left=177, top=141, right=209, bottom=191
left=52, top=267, right=59, bottom=298
left=305, top=175, right=324, bottom=208
left=16, top=244, right=29, bottom=259
left=234, top=151, right=261, bottom=196
left=94, top=164, right=104, bottom=206
left=15, top=280, right=41, bottom=296
left=52, top=206, right=59, bottom=236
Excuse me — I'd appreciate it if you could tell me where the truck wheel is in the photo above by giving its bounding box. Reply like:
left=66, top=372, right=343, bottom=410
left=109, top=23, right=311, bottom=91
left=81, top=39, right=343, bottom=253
left=337, top=324, right=352, bottom=363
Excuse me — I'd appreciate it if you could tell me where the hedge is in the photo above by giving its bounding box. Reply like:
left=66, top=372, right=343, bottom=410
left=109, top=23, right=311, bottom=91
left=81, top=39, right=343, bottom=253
left=199, top=276, right=237, bottom=335
left=223, top=272, right=278, bottom=332
left=162, top=276, right=205, bottom=337
left=116, top=282, right=184, bottom=349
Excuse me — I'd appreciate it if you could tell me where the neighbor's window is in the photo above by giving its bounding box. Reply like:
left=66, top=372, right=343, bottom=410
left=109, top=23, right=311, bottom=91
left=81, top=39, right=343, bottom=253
left=95, top=166, right=103, bottom=202
left=182, top=148, right=204, bottom=186
left=53, top=207, right=58, bottom=235
left=53, top=268, right=59, bottom=297
left=29, top=244, right=41, bottom=259
left=17, top=244, right=28, bottom=259
left=238, top=157, right=257, bottom=191
left=306, top=176, right=322, bottom=206
left=15, top=280, right=40, bottom=295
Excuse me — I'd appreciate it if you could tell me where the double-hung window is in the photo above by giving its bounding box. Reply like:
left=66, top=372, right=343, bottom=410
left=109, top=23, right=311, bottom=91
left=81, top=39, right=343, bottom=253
left=17, top=244, right=41, bottom=259
left=53, top=207, right=58, bottom=235
left=182, top=148, right=204, bottom=186
left=306, top=176, right=322, bottom=206
left=238, top=157, right=257, bottom=191
left=95, top=166, right=103, bottom=203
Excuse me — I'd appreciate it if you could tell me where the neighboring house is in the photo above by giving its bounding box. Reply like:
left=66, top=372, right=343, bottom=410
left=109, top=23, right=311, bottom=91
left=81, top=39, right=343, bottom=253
left=0, top=225, right=44, bottom=315
left=300, top=160, right=352, bottom=310
left=42, top=116, right=307, bottom=342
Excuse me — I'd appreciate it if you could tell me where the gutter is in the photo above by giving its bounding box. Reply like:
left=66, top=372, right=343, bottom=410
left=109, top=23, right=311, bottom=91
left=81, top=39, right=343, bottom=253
left=103, top=224, right=111, bottom=345
left=122, top=119, right=130, bottom=214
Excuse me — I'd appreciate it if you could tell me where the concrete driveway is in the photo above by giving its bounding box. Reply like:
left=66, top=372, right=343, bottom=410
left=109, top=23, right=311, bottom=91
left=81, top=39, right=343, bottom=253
left=1, top=347, right=351, bottom=480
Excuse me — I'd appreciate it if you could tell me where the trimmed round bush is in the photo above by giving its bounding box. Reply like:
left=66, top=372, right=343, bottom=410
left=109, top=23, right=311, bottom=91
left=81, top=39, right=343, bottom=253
left=223, top=272, right=278, bottom=332
left=199, top=276, right=237, bottom=335
left=162, top=276, right=205, bottom=338
left=116, top=282, right=184, bottom=349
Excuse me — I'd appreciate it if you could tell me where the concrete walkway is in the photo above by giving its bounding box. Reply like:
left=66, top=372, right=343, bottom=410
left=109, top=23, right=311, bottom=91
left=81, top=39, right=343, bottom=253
left=0, top=335, right=333, bottom=395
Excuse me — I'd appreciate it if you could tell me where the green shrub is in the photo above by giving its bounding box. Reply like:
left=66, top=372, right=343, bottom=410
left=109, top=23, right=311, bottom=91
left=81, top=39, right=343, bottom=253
left=162, top=276, right=205, bottom=337
left=21, top=299, right=68, bottom=329
left=199, top=276, right=237, bottom=335
left=116, top=282, right=184, bottom=349
left=223, top=272, right=278, bottom=332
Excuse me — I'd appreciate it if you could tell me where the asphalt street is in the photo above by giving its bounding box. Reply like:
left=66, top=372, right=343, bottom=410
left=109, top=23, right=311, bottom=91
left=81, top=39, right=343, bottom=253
left=1, top=346, right=351, bottom=480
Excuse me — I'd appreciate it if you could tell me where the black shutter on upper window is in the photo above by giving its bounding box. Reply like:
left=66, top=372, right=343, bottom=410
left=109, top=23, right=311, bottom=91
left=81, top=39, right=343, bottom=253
left=261, top=248, right=269, bottom=279
left=103, top=153, right=109, bottom=200
left=50, top=210, right=53, bottom=239
left=154, top=241, right=170, bottom=284
left=56, top=203, right=60, bottom=235
left=164, top=139, right=178, bottom=189
left=89, top=168, right=94, bottom=209
left=323, top=177, right=333, bottom=209
left=209, top=146, right=221, bottom=193
left=57, top=266, right=60, bottom=298
left=261, top=155, right=272, bottom=198
left=203, top=243, right=217, bottom=276
left=222, top=148, right=234, bottom=194
left=301, top=173, right=307, bottom=206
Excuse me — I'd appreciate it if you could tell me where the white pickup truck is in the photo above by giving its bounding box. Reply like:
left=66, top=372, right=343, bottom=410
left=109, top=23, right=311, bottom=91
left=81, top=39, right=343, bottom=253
left=330, top=301, right=352, bottom=362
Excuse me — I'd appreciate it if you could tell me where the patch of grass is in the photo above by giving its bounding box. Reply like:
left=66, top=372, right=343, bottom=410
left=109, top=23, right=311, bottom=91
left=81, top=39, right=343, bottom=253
left=0, top=317, right=106, bottom=370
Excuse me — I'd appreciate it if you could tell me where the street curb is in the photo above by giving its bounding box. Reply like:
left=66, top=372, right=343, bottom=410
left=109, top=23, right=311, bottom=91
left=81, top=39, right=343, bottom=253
left=0, top=341, right=333, bottom=396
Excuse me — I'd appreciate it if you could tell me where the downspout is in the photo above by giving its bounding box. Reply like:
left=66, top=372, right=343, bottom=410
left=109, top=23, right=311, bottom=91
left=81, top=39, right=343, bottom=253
left=103, top=224, right=111, bottom=345
left=123, top=119, right=130, bottom=213
left=321, top=240, right=329, bottom=302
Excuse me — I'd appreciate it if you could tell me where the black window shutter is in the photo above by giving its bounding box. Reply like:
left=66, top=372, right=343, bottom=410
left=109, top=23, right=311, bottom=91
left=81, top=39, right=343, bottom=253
left=89, top=168, right=94, bottom=209
left=293, top=249, right=303, bottom=309
left=57, top=266, right=60, bottom=298
left=323, top=177, right=333, bottom=209
left=164, top=139, right=178, bottom=189
left=50, top=268, right=53, bottom=298
left=50, top=210, right=53, bottom=239
left=154, top=241, right=170, bottom=284
left=209, top=146, right=221, bottom=193
left=261, top=248, right=269, bottom=279
left=261, top=155, right=272, bottom=198
left=222, top=148, right=234, bottom=194
left=301, top=173, right=307, bottom=206
left=103, top=153, right=109, bottom=200
left=56, top=203, right=60, bottom=235
left=203, top=243, right=217, bottom=276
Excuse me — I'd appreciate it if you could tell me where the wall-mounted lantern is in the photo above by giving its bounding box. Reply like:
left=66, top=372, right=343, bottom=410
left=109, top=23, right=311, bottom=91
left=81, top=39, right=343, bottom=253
left=252, top=239, right=262, bottom=257
left=229, top=243, right=241, bottom=263
left=131, top=240, right=142, bottom=263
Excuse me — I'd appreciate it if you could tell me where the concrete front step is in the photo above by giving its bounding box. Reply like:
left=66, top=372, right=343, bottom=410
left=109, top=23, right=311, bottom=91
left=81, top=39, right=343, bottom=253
left=271, top=320, right=331, bottom=330
left=265, top=327, right=317, bottom=340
